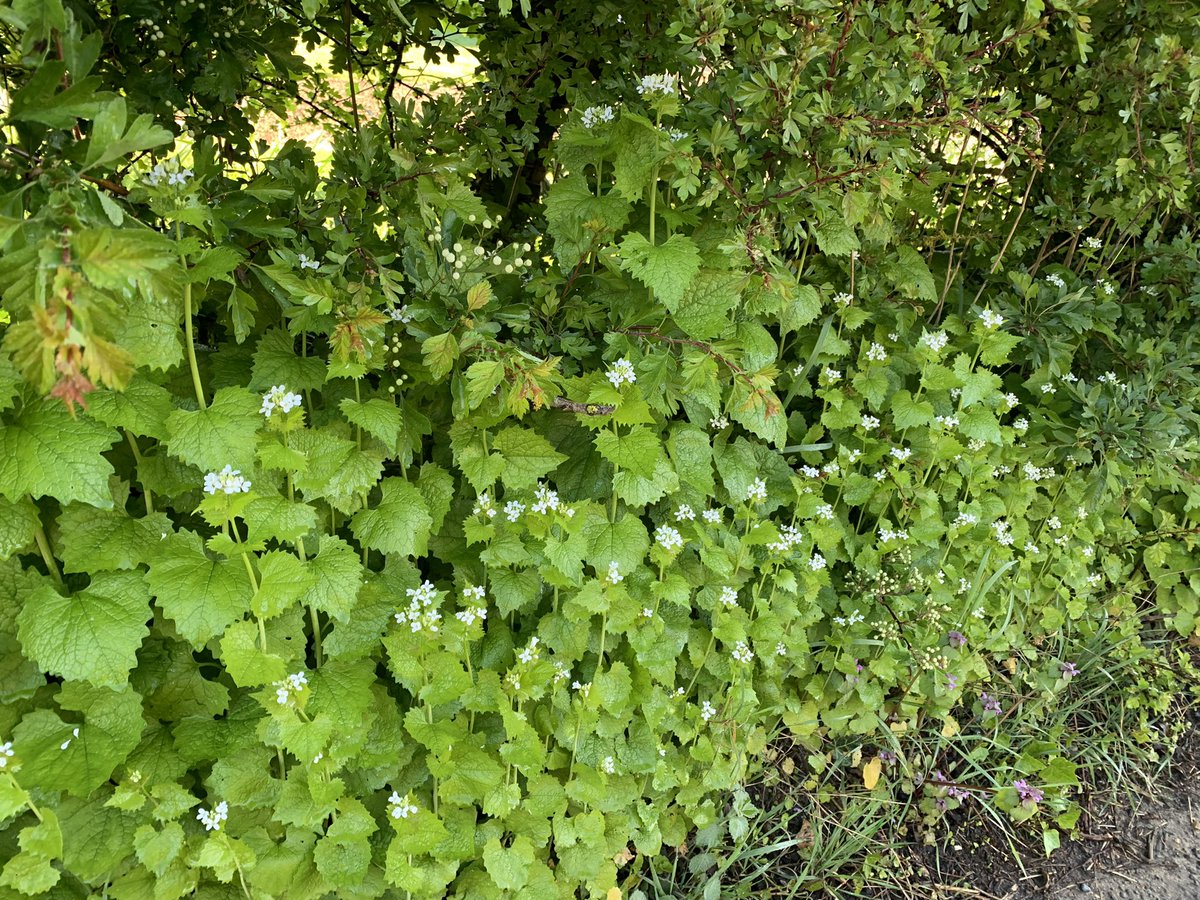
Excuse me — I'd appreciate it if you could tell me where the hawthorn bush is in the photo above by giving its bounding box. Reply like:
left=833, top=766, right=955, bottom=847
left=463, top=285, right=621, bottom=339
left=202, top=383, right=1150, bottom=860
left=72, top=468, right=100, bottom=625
left=1, top=0, right=1199, bottom=897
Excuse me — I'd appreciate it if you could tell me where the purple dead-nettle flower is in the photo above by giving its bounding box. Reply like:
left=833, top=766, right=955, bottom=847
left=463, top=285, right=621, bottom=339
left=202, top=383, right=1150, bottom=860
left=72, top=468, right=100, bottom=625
left=1014, top=780, right=1044, bottom=805
left=879, top=750, right=897, bottom=764
left=980, top=692, right=1002, bottom=717
left=1059, top=661, right=1079, bottom=679
left=946, top=674, right=959, bottom=690
left=197, top=800, right=229, bottom=831
left=203, top=464, right=251, bottom=495
left=947, top=631, right=967, bottom=648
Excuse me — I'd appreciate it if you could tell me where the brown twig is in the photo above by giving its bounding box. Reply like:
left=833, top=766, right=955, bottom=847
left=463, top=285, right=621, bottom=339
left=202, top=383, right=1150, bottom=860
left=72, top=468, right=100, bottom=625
left=551, top=397, right=614, bottom=415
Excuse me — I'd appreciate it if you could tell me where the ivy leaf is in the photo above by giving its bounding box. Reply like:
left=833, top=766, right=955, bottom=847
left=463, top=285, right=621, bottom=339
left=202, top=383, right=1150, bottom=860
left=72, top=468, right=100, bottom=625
left=165, top=387, right=261, bottom=474
left=14, top=683, right=144, bottom=797
left=618, top=232, right=702, bottom=309
left=145, top=531, right=254, bottom=646
left=492, top=427, right=567, bottom=489
left=17, top=571, right=150, bottom=688
left=0, top=400, right=117, bottom=508
left=351, top=478, right=433, bottom=558
left=672, top=271, right=744, bottom=339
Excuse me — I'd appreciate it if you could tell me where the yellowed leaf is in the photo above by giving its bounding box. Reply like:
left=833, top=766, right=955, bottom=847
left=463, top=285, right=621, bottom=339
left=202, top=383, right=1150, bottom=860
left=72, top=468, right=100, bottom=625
left=862, top=756, right=882, bottom=790
left=606, top=888, right=622, bottom=900
left=781, top=756, right=795, bottom=775
left=941, top=715, right=960, bottom=738
left=467, top=280, right=493, bottom=311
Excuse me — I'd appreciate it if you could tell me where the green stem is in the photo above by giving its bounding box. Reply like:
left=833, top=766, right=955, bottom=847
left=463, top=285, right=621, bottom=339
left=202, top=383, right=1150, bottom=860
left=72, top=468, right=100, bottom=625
left=182, top=281, right=207, bottom=410
left=31, top=506, right=63, bottom=586
left=123, top=430, right=154, bottom=513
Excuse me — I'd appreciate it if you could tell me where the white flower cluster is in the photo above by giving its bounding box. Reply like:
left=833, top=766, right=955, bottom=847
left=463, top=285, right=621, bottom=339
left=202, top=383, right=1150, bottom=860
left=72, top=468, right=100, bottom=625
left=504, top=500, right=525, bottom=521
left=1046, top=273, right=1065, bottom=289
left=1013, top=417, right=1029, bottom=432
left=992, top=520, right=1015, bottom=547
left=388, top=791, right=418, bottom=819
left=517, top=636, right=541, bottom=664
left=978, top=308, right=1004, bottom=330
left=832, top=609, right=865, bottom=627
left=1022, top=462, right=1056, bottom=482
left=1099, top=280, right=1116, bottom=296
left=866, top=342, right=888, bottom=362
left=1097, top=371, right=1125, bottom=389
left=890, top=446, right=912, bottom=462
left=145, top=163, right=193, bottom=187
left=455, top=586, right=487, bottom=626
left=702, top=508, right=721, bottom=523
left=821, top=367, right=842, bottom=383
left=532, top=483, right=561, bottom=515
left=388, top=304, right=413, bottom=323
left=297, top=253, right=320, bottom=271
left=601, top=756, right=616, bottom=774
left=0, top=741, right=12, bottom=768
left=861, top=415, right=880, bottom=431
left=767, top=524, right=803, bottom=553
left=1085, top=236, right=1102, bottom=250
left=935, top=415, right=959, bottom=430
left=746, top=478, right=767, bottom=503
left=816, top=503, right=835, bottom=521
left=394, top=581, right=442, bottom=633
left=709, top=415, right=729, bottom=430
left=473, top=492, right=497, bottom=518
left=274, top=671, right=308, bottom=706
left=920, top=331, right=949, bottom=353
left=581, top=105, right=615, bottom=128
left=203, top=464, right=251, bottom=495
left=675, top=505, right=695, bottom=521
left=731, top=641, right=754, bottom=664
left=700, top=700, right=717, bottom=722
left=718, top=586, right=739, bottom=607
left=655, top=524, right=683, bottom=551
left=953, top=512, right=979, bottom=528
left=197, top=800, right=228, bottom=832
left=834, top=292, right=854, bottom=307
left=636, top=73, right=678, bottom=96
left=808, top=553, right=827, bottom=571
left=606, top=358, right=636, bottom=389
left=606, top=561, right=624, bottom=585
left=260, top=384, right=302, bottom=417
left=877, top=527, right=908, bottom=543
left=663, top=127, right=688, bottom=142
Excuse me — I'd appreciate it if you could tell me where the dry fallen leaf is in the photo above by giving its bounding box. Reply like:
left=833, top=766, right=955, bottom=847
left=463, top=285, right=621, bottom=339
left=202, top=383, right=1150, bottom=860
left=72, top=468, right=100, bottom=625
left=862, top=756, right=882, bottom=790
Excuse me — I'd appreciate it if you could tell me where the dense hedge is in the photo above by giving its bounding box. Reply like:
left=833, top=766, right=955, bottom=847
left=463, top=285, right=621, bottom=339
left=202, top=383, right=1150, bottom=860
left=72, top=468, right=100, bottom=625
left=0, top=0, right=1199, bottom=896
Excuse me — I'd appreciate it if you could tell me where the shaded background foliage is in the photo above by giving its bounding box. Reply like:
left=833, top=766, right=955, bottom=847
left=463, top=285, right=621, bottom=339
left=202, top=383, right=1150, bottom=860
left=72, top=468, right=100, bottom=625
left=1, top=0, right=1200, bottom=896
